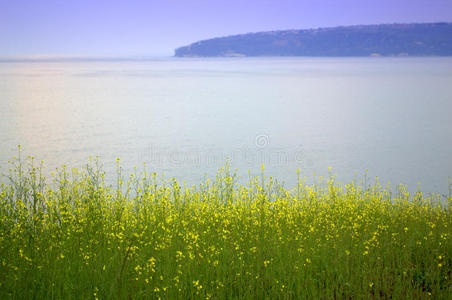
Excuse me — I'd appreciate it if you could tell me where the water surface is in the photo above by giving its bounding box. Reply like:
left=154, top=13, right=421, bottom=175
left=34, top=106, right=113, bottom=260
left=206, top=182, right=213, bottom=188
left=0, top=57, right=451, bottom=193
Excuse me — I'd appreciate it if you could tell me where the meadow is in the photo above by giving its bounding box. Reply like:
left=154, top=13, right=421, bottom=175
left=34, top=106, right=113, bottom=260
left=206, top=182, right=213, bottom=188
left=0, top=152, right=451, bottom=299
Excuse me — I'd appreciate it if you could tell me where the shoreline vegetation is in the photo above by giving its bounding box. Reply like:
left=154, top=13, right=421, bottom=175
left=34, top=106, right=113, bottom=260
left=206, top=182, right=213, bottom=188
left=0, top=152, right=451, bottom=299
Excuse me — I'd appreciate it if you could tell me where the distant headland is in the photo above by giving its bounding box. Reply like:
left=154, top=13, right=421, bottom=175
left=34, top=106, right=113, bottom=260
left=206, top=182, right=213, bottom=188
left=175, top=23, right=452, bottom=57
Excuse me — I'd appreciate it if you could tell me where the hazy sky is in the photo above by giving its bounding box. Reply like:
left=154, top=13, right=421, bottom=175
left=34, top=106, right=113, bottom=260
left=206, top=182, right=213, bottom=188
left=1, top=0, right=452, bottom=57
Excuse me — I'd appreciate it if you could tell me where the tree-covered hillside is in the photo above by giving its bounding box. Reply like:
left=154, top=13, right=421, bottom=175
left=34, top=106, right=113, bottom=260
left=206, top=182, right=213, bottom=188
left=175, top=23, right=452, bottom=57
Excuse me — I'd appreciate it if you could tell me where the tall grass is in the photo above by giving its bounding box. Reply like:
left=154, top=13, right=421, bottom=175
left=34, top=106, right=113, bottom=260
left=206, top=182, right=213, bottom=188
left=0, top=153, right=451, bottom=299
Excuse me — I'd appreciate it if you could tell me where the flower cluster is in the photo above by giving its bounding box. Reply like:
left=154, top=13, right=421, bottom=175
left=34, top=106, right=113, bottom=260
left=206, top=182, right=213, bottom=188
left=0, top=156, right=450, bottom=299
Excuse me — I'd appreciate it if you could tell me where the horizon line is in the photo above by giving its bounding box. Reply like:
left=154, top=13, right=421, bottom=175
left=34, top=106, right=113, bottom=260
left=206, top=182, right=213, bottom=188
left=0, top=55, right=177, bottom=63
left=2, top=21, right=452, bottom=62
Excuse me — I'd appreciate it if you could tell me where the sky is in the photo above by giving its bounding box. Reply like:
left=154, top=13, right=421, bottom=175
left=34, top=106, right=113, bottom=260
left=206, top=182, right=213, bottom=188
left=1, top=0, right=452, bottom=57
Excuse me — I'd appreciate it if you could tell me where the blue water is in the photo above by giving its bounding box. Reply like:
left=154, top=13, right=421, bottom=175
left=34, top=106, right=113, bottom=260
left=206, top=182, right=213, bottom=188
left=0, top=57, right=451, bottom=194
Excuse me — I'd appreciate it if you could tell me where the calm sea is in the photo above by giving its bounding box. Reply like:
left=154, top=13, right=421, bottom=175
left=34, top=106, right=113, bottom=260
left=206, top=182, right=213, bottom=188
left=0, top=57, right=451, bottom=194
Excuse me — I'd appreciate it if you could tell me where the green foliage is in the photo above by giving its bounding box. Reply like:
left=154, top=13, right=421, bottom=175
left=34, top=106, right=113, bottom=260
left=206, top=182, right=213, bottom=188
left=0, top=154, right=451, bottom=299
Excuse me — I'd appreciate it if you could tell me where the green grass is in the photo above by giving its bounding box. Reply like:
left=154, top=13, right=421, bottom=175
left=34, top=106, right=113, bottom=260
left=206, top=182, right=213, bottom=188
left=0, top=153, right=451, bottom=299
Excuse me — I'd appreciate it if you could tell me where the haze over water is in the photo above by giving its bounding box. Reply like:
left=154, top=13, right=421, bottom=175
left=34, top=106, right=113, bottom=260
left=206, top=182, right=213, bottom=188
left=0, top=57, right=451, bottom=194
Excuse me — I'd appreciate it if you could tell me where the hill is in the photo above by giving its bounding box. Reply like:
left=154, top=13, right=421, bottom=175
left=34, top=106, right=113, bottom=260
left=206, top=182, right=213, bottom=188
left=175, top=23, right=452, bottom=57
